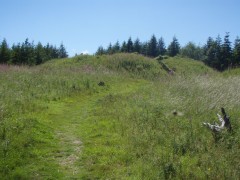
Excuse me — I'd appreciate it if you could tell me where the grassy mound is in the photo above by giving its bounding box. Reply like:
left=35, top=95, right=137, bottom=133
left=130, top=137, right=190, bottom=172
left=43, top=53, right=167, bottom=79
left=163, top=56, right=215, bottom=75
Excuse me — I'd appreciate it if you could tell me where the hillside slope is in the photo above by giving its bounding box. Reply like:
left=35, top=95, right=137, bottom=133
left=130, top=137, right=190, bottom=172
left=162, top=56, right=215, bottom=75
left=0, top=54, right=239, bottom=179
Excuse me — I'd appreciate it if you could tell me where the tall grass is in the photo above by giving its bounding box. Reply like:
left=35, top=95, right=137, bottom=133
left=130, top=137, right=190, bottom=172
left=81, top=73, right=240, bottom=179
left=0, top=53, right=164, bottom=178
left=77, top=56, right=240, bottom=179
left=0, top=61, right=102, bottom=178
left=0, top=54, right=240, bottom=179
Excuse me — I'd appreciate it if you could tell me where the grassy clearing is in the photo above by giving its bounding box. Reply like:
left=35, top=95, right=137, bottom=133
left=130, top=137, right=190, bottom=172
left=77, top=74, right=240, bottom=179
left=0, top=53, right=240, bottom=179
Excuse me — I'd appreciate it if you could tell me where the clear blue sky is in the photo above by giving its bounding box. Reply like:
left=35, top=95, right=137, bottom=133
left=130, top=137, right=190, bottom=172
left=1, top=0, right=240, bottom=56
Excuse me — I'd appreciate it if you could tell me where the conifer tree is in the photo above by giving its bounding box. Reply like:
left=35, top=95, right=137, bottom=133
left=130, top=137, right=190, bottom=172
left=127, top=37, right=133, bottom=53
left=96, top=46, right=105, bottom=55
left=121, top=41, right=127, bottom=52
left=51, top=45, right=59, bottom=59
left=11, top=43, right=21, bottom=64
left=204, top=36, right=222, bottom=70
left=157, top=37, right=166, bottom=56
left=58, top=43, right=68, bottom=58
left=141, top=42, right=148, bottom=56
left=44, top=43, right=51, bottom=60
left=203, top=37, right=215, bottom=67
left=167, top=36, right=180, bottom=57
left=35, top=42, right=44, bottom=65
left=148, top=35, right=158, bottom=57
left=20, top=38, right=35, bottom=65
left=221, top=32, right=232, bottom=69
left=113, top=41, right=120, bottom=53
left=133, top=38, right=141, bottom=53
left=215, top=35, right=223, bottom=70
left=107, top=43, right=113, bottom=54
left=0, top=39, right=11, bottom=63
left=233, top=36, right=240, bottom=66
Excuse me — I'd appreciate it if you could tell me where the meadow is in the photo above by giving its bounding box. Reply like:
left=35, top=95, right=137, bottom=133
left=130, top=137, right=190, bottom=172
left=0, top=53, right=239, bottom=179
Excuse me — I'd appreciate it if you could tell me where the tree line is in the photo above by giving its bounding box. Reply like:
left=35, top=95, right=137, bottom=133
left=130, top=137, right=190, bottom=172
left=96, top=33, right=240, bottom=71
left=96, top=35, right=179, bottom=57
left=0, top=38, right=68, bottom=65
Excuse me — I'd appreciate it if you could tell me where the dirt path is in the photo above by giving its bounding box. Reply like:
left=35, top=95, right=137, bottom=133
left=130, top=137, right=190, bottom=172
left=45, top=94, right=93, bottom=178
left=43, top=80, right=146, bottom=178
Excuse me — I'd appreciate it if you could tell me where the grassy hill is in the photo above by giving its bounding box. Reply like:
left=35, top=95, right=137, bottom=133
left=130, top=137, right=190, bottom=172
left=0, top=53, right=239, bottom=179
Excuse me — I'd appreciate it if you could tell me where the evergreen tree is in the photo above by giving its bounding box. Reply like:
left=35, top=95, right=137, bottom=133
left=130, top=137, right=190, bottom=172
left=107, top=43, right=113, bottom=54
left=148, top=35, right=158, bottom=57
left=141, top=42, right=148, bottom=56
left=51, top=45, right=59, bottom=59
left=215, top=35, right=223, bottom=70
left=96, top=46, right=105, bottom=55
left=221, top=32, right=232, bottom=69
left=233, top=36, right=240, bottom=66
left=58, top=43, right=68, bottom=58
left=11, top=43, right=21, bottom=64
left=157, top=37, right=166, bottom=56
left=204, top=36, right=222, bottom=70
left=167, top=36, right=180, bottom=57
left=44, top=43, right=51, bottom=60
left=203, top=37, right=215, bottom=67
left=121, top=41, right=127, bottom=52
left=127, top=37, right=133, bottom=53
left=20, top=38, right=35, bottom=65
left=112, top=41, right=120, bottom=53
left=133, top=38, right=141, bottom=53
left=1, top=38, right=69, bottom=65
left=35, top=42, right=44, bottom=65
left=0, top=39, right=11, bottom=63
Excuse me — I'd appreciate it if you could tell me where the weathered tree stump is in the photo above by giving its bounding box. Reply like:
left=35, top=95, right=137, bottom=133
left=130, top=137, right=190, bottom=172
left=203, top=108, right=232, bottom=132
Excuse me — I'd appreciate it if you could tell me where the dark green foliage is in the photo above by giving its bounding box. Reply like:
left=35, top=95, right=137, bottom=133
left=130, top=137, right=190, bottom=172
left=221, top=32, right=232, bottom=69
left=127, top=37, right=134, bottom=53
left=58, top=43, right=68, bottom=58
left=205, top=36, right=223, bottom=70
left=11, top=43, right=22, bottom=64
left=167, top=36, right=180, bottom=57
left=148, top=35, right=158, bottom=57
left=180, top=42, right=204, bottom=60
left=0, top=38, right=68, bottom=65
left=121, top=41, right=127, bottom=53
left=35, top=42, right=44, bottom=65
left=20, top=39, right=35, bottom=65
left=157, top=37, right=167, bottom=56
left=204, top=37, right=219, bottom=69
left=133, top=38, right=141, bottom=53
left=0, top=39, right=11, bottom=64
left=96, top=35, right=175, bottom=58
left=233, top=36, right=240, bottom=66
left=203, top=33, right=237, bottom=71
left=95, top=46, right=105, bottom=55
left=141, top=42, right=149, bottom=56
left=107, top=43, right=113, bottom=54
left=112, top=41, right=120, bottom=53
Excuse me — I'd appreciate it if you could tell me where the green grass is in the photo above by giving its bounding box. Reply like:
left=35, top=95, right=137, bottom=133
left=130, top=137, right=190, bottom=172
left=162, top=56, right=216, bottom=75
left=0, top=53, right=240, bottom=179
